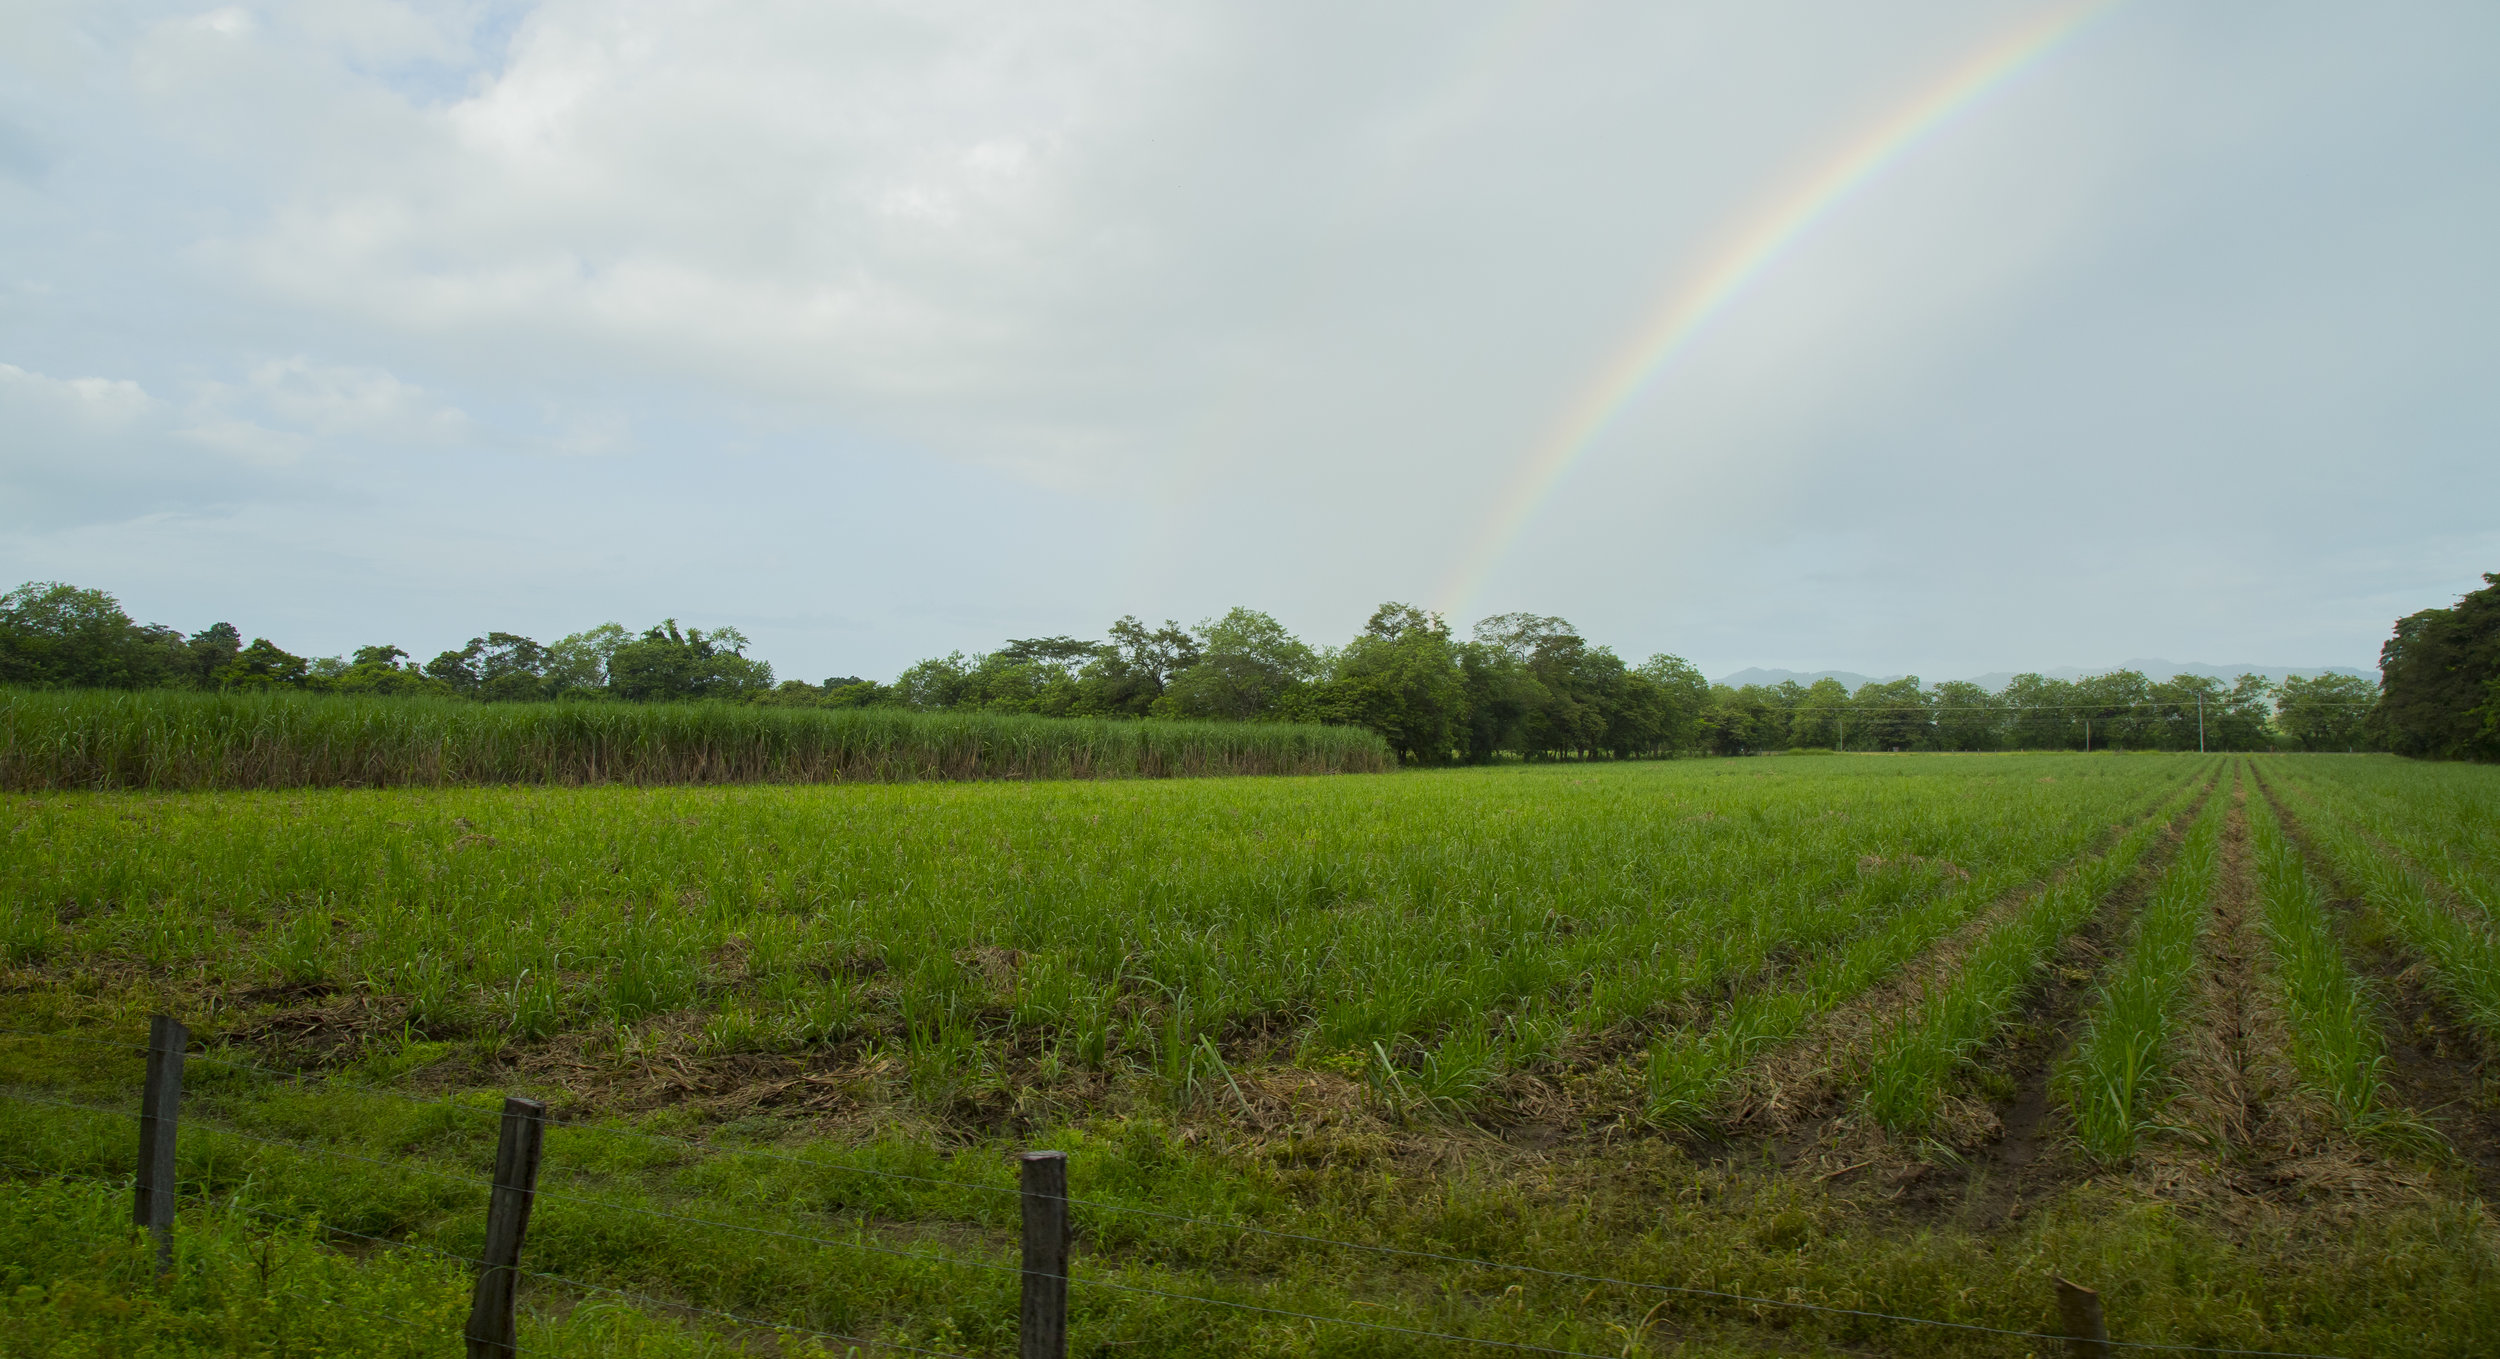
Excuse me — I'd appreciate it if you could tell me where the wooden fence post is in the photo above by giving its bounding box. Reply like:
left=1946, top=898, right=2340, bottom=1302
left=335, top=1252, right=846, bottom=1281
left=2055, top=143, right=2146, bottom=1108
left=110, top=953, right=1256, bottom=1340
left=134, top=1014, right=187, bottom=1277
left=2054, top=1276, right=2111, bottom=1358
left=464, top=1097, right=548, bottom=1359
left=1019, top=1150, right=1070, bottom=1359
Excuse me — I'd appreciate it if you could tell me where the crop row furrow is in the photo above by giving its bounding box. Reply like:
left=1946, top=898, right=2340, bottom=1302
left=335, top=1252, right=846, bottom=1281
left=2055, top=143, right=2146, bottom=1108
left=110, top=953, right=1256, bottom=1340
left=1672, top=765, right=2214, bottom=1131
left=2243, top=784, right=2406, bottom=1137
left=1856, top=769, right=2215, bottom=1133
left=2054, top=767, right=2230, bottom=1159
left=2261, top=773, right=2500, bottom=1044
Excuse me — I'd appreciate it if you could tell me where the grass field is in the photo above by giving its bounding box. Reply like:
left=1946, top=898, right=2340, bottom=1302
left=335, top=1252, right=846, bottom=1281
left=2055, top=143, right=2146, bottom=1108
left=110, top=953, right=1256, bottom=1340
left=0, top=688, right=1394, bottom=790
left=3, top=753, right=2497, bottom=1356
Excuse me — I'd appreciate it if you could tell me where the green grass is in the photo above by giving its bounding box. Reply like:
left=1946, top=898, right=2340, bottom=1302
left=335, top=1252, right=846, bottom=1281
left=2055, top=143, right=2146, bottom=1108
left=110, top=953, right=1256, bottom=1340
left=2053, top=772, right=2229, bottom=1160
left=1857, top=770, right=2207, bottom=1134
left=1643, top=770, right=2206, bottom=1130
left=8, top=1029, right=2496, bottom=1359
left=2267, top=767, right=2500, bottom=1042
left=2280, top=758, right=2500, bottom=913
left=0, top=688, right=1394, bottom=790
left=0, top=756, right=2197, bottom=1089
left=2242, top=786, right=2409, bottom=1139
left=5, top=754, right=2499, bottom=1356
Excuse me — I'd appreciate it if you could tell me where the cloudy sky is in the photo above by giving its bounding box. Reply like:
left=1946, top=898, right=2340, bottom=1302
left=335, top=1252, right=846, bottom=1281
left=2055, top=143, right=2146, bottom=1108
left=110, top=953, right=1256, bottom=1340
left=3, top=1, right=2493, bottom=684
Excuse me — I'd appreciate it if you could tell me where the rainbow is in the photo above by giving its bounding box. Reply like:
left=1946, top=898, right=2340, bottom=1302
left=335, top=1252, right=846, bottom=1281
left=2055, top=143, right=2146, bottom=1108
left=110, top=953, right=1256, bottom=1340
left=1436, top=0, right=2120, bottom=615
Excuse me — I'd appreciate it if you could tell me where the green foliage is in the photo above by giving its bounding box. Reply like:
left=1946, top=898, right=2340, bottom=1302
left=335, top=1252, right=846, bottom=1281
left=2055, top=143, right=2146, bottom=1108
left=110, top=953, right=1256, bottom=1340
left=1297, top=603, right=1467, bottom=764
left=7, top=756, right=2500, bottom=1357
left=2244, top=789, right=2407, bottom=1135
left=1862, top=775, right=2196, bottom=1132
left=606, top=621, right=774, bottom=703
left=2275, top=766, right=2500, bottom=1040
left=1644, top=772, right=2200, bottom=1130
left=0, top=689, right=1391, bottom=790
left=2375, top=572, right=2500, bottom=761
left=1154, top=608, right=1317, bottom=721
left=1702, top=670, right=2292, bottom=755
left=0, top=755, right=2182, bottom=1085
left=2056, top=785, right=2227, bottom=1160
left=2276, top=673, right=2380, bottom=751
left=0, top=582, right=185, bottom=688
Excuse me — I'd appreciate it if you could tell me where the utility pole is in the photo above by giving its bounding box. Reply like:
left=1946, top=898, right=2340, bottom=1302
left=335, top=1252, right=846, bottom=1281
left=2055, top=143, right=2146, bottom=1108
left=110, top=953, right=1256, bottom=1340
left=2197, top=696, right=2205, bottom=754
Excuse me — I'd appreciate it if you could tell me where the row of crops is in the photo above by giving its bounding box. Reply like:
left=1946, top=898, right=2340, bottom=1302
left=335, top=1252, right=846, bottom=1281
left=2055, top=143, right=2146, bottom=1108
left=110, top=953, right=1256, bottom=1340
left=5, top=753, right=2499, bottom=1356
left=0, top=688, right=1396, bottom=789
left=3, top=755, right=2492, bottom=1144
left=4, top=757, right=2195, bottom=1101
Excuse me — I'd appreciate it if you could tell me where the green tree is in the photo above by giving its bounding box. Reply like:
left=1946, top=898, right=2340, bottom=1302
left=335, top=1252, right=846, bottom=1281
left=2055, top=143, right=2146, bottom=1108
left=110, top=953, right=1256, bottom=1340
left=1156, top=608, right=1316, bottom=721
left=2071, top=670, right=2152, bottom=749
left=1931, top=680, right=2000, bottom=751
left=893, top=653, right=974, bottom=710
left=2000, top=674, right=2076, bottom=749
left=1849, top=677, right=1932, bottom=751
left=1634, top=654, right=1710, bottom=754
left=607, top=621, right=773, bottom=702
left=1455, top=641, right=1541, bottom=762
left=0, top=582, right=178, bottom=688
left=476, top=633, right=551, bottom=702
left=2145, top=674, right=2222, bottom=750
left=428, top=632, right=555, bottom=701
left=1471, top=614, right=1627, bottom=758
left=1306, top=603, right=1467, bottom=763
left=2276, top=673, right=2377, bottom=751
left=544, top=624, right=631, bottom=695
left=1790, top=678, right=1849, bottom=750
left=313, top=645, right=449, bottom=696
left=216, top=638, right=310, bottom=688
left=951, top=638, right=1098, bottom=716
left=423, top=641, right=482, bottom=695
left=2214, top=674, right=2275, bottom=751
left=2376, top=573, right=2500, bottom=761
left=1700, top=683, right=1795, bottom=755
left=183, top=623, right=243, bottom=688
left=821, top=677, right=894, bottom=707
left=1074, top=617, right=1198, bottom=717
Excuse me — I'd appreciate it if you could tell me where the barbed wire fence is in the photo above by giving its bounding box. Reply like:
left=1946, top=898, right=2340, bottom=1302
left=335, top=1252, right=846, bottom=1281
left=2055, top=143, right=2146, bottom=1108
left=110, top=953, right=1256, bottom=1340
left=0, top=1020, right=2367, bottom=1359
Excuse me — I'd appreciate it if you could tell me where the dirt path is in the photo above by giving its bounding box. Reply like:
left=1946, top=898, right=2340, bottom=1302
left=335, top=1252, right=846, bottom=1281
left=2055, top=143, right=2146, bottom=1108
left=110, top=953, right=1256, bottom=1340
left=2133, top=769, right=2381, bottom=1210
left=2167, top=773, right=2266, bottom=1152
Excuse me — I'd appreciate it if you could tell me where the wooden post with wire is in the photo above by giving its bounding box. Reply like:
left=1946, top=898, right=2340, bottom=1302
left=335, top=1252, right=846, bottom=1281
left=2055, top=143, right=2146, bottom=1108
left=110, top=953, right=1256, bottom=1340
left=465, top=1096, right=547, bottom=1359
left=1020, top=1149, right=1071, bottom=1359
left=134, top=1014, right=187, bottom=1277
left=2054, top=1276, right=2111, bottom=1358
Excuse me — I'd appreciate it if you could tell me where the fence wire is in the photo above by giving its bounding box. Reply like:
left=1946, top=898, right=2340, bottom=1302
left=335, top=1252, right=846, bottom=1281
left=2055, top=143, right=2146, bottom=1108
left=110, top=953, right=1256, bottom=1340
left=1, top=1032, right=2371, bottom=1359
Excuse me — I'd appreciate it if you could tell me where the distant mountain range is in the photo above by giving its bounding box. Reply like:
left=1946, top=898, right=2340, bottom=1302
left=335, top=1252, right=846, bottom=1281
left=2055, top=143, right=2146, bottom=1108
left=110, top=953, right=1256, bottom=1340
left=1713, top=660, right=2373, bottom=693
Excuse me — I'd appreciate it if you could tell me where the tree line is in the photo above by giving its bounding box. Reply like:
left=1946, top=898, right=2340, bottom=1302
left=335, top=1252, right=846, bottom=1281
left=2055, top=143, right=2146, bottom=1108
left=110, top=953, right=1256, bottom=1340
left=2374, top=572, right=2500, bottom=761
left=0, top=578, right=2417, bottom=763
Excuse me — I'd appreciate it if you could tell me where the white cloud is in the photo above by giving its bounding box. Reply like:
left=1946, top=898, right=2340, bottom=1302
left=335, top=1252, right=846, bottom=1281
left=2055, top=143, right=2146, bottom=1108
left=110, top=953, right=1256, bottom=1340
left=3, top=2, right=2496, bottom=677
left=173, top=419, right=313, bottom=464
left=0, top=363, right=159, bottom=426
left=237, top=357, right=469, bottom=441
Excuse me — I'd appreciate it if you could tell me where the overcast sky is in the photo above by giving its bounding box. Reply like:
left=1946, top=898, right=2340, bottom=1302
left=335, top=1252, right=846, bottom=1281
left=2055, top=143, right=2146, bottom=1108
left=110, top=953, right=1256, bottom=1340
left=4, top=1, right=2493, bottom=684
